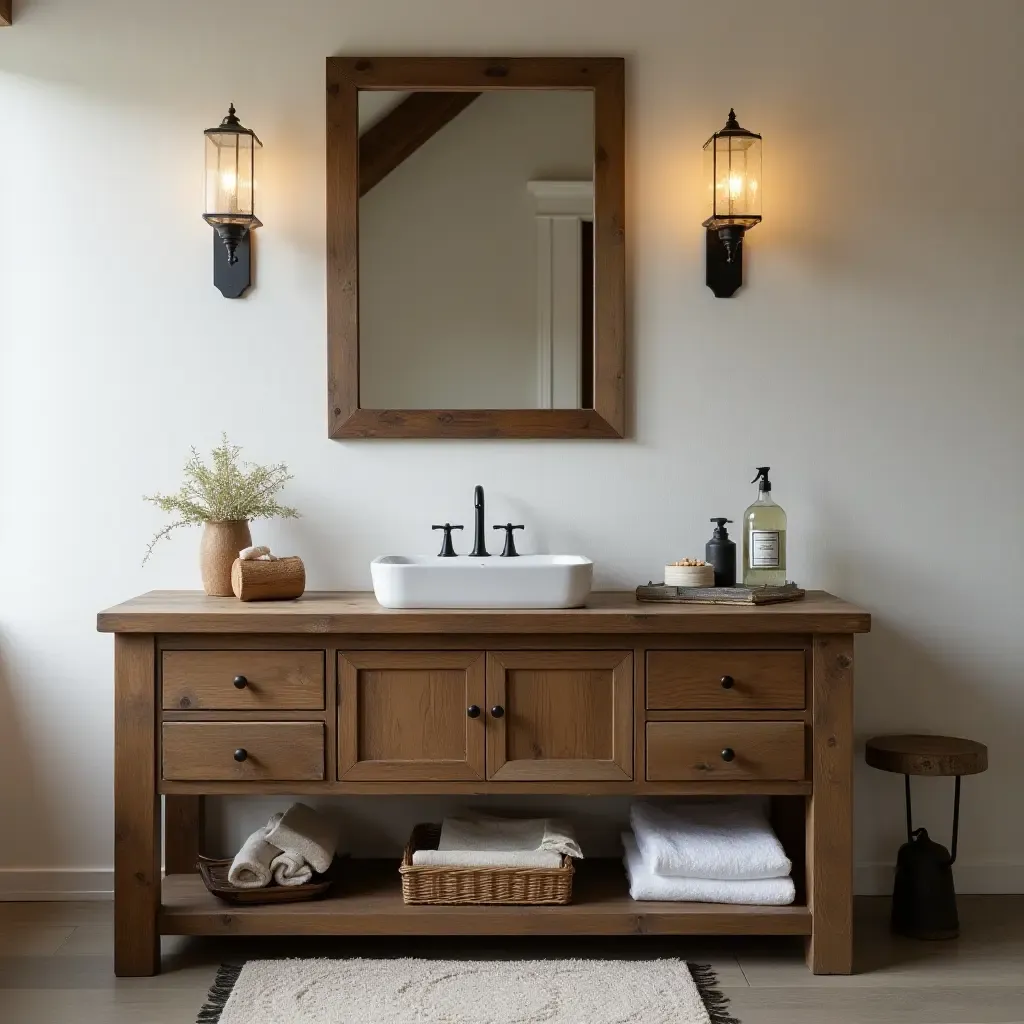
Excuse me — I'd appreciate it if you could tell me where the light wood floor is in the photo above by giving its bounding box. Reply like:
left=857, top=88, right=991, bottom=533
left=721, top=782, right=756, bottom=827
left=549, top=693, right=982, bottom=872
left=0, top=896, right=1021, bottom=1023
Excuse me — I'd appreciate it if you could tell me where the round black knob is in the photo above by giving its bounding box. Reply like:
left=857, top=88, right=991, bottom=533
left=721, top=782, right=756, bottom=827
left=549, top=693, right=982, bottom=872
left=233, top=675, right=248, bottom=689
left=491, top=705, right=505, bottom=719
left=233, top=748, right=248, bottom=762
left=467, top=705, right=481, bottom=719
left=720, top=675, right=735, bottom=689
left=720, top=747, right=736, bottom=762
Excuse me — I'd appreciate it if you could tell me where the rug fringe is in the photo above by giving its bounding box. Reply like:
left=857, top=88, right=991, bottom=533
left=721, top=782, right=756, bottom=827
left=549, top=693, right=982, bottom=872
left=196, top=963, right=244, bottom=1024
left=688, top=963, right=741, bottom=1024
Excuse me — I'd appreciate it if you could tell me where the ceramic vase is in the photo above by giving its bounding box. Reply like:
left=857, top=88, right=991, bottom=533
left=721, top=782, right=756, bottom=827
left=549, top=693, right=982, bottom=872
left=200, top=520, right=252, bottom=597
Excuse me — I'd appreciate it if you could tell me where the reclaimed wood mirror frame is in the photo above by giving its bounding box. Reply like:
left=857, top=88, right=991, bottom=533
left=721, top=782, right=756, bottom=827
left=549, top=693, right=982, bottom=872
left=326, top=56, right=626, bottom=439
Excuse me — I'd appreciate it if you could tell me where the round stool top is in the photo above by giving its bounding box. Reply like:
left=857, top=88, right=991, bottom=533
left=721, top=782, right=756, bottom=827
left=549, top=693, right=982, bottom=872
left=865, top=734, right=988, bottom=776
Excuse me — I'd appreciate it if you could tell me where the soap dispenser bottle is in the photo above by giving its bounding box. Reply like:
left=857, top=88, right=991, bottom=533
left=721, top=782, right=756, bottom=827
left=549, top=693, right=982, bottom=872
left=743, top=467, right=787, bottom=586
left=706, top=518, right=736, bottom=587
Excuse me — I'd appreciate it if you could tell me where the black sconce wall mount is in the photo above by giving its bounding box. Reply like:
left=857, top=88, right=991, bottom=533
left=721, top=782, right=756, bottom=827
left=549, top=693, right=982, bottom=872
left=203, top=104, right=262, bottom=299
left=702, top=108, right=762, bottom=298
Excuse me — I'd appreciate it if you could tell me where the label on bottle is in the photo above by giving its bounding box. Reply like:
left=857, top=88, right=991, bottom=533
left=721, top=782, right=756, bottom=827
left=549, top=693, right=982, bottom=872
left=750, top=531, right=781, bottom=567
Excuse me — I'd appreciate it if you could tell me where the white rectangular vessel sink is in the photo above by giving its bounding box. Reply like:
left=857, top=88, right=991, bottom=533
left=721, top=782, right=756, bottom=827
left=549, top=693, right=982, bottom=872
left=370, top=555, right=594, bottom=609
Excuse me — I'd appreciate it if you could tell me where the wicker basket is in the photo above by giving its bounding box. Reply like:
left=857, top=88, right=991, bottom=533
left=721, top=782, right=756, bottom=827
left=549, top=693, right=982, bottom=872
left=399, top=823, right=574, bottom=905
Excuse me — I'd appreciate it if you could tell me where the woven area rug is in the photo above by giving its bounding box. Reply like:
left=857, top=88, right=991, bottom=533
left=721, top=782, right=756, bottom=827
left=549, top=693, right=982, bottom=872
left=197, top=958, right=737, bottom=1024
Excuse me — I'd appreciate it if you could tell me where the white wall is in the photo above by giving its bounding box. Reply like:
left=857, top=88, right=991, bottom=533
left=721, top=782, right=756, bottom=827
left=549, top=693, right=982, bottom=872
left=359, top=90, right=593, bottom=409
left=0, top=0, right=1022, bottom=898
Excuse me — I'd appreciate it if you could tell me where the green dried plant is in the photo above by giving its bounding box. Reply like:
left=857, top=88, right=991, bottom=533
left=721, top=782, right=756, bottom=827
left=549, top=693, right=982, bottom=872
left=143, top=434, right=299, bottom=565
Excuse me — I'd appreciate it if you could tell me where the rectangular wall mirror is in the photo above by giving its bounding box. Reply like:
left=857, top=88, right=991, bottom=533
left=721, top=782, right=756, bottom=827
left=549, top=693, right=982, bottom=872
left=327, top=57, right=625, bottom=439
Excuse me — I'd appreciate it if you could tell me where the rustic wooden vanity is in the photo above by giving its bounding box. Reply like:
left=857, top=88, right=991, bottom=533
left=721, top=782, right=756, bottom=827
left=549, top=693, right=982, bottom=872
left=98, top=590, right=869, bottom=977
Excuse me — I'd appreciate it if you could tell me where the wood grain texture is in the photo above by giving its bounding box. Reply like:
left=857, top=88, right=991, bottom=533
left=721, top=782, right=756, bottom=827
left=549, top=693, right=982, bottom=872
left=163, top=796, right=203, bottom=874
left=231, top=556, right=306, bottom=601
left=646, top=721, right=805, bottom=782
left=646, top=650, right=805, bottom=710
left=161, top=722, right=325, bottom=782
left=806, top=634, right=854, bottom=974
left=486, top=651, right=632, bottom=781
left=0, top=1, right=11, bottom=27
left=325, top=56, right=626, bottom=440
left=161, top=650, right=325, bottom=711
left=98, top=590, right=871, bottom=635
left=338, top=651, right=485, bottom=780
left=359, top=92, right=480, bottom=196
left=865, top=734, right=988, bottom=777
left=160, top=859, right=811, bottom=936
left=113, top=634, right=159, bottom=977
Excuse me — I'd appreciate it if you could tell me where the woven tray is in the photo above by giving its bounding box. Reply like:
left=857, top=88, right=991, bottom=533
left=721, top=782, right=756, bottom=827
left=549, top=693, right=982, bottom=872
left=399, top=823, right=574, bottom=905
left=197, top=854, right=344, bottom=905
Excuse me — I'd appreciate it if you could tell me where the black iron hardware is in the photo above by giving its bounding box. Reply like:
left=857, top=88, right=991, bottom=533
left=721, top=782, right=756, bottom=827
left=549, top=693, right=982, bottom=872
left=233, top=748, right=248, bottom=762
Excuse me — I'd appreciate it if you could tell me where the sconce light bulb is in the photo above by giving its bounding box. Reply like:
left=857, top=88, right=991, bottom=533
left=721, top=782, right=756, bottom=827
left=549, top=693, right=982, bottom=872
left=728, top=173, right=744, bottom=200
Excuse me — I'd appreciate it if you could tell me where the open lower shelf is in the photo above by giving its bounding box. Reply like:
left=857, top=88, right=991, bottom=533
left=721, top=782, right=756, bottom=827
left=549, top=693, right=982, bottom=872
left=161, top=859, right=810, bottom=937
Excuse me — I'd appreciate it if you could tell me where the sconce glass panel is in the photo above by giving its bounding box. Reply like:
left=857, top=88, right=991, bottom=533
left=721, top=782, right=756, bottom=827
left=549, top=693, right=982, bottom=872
left=204, top=112, right=261, bottom=223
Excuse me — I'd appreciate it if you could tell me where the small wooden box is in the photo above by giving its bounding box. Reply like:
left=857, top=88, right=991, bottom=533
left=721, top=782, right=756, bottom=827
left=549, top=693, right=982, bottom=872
left=231, top=556, right=306, bottom=601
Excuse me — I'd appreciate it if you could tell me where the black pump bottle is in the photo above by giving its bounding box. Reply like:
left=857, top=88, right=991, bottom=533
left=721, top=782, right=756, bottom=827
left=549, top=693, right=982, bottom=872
left=706, top=518, right=736, bottom=587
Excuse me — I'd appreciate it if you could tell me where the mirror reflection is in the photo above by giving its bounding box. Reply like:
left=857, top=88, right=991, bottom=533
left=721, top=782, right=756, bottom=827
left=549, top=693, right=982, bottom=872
left=358, top=90, right=595, bottom=410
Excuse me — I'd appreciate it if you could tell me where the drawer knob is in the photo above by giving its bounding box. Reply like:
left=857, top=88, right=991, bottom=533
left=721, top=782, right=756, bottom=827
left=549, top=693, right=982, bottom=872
left=490, top=705, right=505, bottom=719
left=467, top=705, right=481, bottom=719
left=720, top=747, right=736, bottom=762
left=233, top=748, right=248, bottom=762
left=233, top=675, right=249, bottom=689
left=720, top=675, right=735, bottom=689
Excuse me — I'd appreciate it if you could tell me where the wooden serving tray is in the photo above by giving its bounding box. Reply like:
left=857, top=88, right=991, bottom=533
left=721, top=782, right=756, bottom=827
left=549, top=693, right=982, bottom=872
left=197, top=854, right=345, bottom=905
left=636, top=582, right=806, bottom=606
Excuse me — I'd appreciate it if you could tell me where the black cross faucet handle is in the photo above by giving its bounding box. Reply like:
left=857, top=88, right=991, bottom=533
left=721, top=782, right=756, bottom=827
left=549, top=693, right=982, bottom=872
left=493, top=523, right=526, bottom=558
left=432, top=523, right=464, bottom=558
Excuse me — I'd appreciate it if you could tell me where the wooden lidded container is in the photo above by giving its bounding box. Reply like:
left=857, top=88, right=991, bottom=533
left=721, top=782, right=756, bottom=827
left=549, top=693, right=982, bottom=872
left=230, top=556, right=306, bottom=601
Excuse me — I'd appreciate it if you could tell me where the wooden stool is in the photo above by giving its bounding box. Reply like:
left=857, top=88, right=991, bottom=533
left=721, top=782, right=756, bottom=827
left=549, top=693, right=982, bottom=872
left=866, top=735, right=988, bottom=940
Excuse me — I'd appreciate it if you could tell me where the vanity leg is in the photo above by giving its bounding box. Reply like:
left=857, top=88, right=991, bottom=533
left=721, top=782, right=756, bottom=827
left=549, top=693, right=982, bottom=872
left=165, top=796, right=204, bottom=874
left=805, top=634, right=854, bottom=974
left=114, top=634, right=160, bottom=977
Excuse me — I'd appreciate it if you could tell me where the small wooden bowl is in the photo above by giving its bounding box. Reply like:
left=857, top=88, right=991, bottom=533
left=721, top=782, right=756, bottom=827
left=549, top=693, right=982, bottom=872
left=197, top=854, right=344, bottom=905
left=664, top=563, right=714, bottom=587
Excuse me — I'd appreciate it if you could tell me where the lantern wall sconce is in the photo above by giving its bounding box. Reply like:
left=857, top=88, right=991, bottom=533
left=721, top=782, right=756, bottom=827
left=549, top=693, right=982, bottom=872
left=703, top=108, right=762, bottom=298
left=203, top=105, right=262, bottom=299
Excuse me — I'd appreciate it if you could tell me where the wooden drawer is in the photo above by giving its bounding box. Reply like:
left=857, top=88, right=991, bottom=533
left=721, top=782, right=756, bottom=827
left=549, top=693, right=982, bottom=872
left=646, top=721, right=805, bottom=781
left=162, top=722, right=325, bottom=781
left=646, top=650, right=804, bottom=710
left=162, top=651, right=325, bottom=711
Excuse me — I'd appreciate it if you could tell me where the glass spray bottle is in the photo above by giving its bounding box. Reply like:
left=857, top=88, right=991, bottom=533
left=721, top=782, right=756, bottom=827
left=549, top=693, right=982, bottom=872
left=743, top=467, right=787, bottom=586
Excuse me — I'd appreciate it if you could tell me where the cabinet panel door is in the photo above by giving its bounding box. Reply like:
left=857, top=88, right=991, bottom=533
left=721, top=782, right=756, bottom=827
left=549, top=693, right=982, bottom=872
left=338, top=652, right=485, bottom=781
left=485, top=651, right=633, bottom=781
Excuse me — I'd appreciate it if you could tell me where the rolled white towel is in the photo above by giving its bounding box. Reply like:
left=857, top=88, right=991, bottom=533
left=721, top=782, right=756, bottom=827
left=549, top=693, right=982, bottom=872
left=411, top=849, right=564, bottom=869
left=270, top=850, right=313, bottom=886
left=264, top=803, right=336, bottom=874
left=227, top=826, right=281, bottom=889
left=622, top=833, right=794, bottom=905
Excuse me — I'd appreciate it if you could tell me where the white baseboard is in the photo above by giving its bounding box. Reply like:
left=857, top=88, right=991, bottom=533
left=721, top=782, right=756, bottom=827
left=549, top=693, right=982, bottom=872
left=0, top=869, right=114, bottom=901
left=3, top=863, right=1023, bottom=901
left=855, top=862, right=1024, bottom=896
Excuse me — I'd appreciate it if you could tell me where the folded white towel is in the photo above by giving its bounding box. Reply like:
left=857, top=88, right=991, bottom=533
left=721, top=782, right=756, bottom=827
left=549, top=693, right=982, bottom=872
left=630, top=798, right=791, bottom=880
left=437, top=815, right=583, bottom=859
left=270, top=850, right=313, bottom=886
left=264, top=803, right=336, bottom=874
left=227, top=826, right=281, bottom=889
left=411, top=849, right=565, bottom=869
left=622, top=833, right=795, bottom=905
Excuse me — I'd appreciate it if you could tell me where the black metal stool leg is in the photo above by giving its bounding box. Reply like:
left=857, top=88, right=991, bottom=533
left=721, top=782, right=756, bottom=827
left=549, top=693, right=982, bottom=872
left=904, top=774, right=913, bottom=842
left=949, top=775, right=961, bottom=864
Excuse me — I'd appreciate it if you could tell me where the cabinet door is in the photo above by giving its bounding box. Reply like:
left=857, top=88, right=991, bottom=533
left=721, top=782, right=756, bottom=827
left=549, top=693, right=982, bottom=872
left=338, top=652, right=485, bottom=781
left=485, top=651, right=633, bottom=781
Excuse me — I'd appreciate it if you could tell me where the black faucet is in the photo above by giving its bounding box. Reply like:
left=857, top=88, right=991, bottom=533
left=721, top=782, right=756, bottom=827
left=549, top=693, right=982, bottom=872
left=470, top=485, right=490, bottom=557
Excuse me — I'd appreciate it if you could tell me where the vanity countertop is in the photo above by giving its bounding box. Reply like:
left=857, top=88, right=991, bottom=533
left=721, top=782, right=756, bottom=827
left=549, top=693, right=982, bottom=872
left=97, top=590, right=870, bottom=635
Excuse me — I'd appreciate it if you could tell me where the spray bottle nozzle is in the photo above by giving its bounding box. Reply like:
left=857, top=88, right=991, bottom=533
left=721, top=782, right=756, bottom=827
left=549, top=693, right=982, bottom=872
left=751, top=466, right=772, bottom=489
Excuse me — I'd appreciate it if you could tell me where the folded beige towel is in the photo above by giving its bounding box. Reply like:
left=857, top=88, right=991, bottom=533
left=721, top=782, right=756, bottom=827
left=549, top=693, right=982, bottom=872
left=411, top=849, right=564, bottom=869
left=227, top=826, right=281, bottom=889
left=270, top=850, right=313, bottom=886
left=437, top=815, right=583, bottom=860
left=264, top=803, right=336, bottom=874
